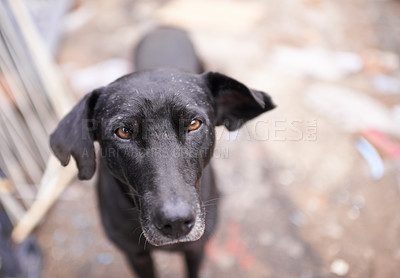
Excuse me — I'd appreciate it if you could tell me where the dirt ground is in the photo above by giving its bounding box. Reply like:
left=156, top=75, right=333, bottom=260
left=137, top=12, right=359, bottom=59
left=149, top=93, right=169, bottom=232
left=35, top=0, right=400, bottom=277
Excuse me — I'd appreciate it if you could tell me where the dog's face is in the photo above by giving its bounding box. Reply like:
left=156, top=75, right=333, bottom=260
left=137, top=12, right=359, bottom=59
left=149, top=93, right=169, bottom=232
left=50, top=69, right=275, bottom=246
left=93, top=70, right=217, bottom=246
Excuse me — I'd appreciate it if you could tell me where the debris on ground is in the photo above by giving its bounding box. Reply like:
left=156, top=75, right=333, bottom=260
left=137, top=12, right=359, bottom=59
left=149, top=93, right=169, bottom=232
left=330, top=259, right=350, bottom=276
left=270, top=46, right=363, bottom=81
left=356, top=136, right=384, bottom=180
left=304, top=83, right=400, bottom=137
left=8, top=0, right=399, bottom=277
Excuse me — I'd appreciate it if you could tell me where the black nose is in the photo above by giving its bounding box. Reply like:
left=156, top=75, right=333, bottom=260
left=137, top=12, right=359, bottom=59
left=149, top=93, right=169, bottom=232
left=154, top=202, right=196, bottom=238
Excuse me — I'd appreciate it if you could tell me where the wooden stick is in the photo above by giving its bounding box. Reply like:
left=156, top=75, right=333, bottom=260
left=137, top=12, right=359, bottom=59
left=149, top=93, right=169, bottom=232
left=0, top=41, right=50, bottom=165
left=0, top=0, right=79, bottom=243
left=0, top=86, right=44, bottom=186
left=12, top=155, right=77, bottom=243
left=5, top=0, right=75, bottom=118
left=0, top=16, right=58, bottom=134
left=0, top=116, right=35, bottom=207
left=0, top=178, right=26, bottom=226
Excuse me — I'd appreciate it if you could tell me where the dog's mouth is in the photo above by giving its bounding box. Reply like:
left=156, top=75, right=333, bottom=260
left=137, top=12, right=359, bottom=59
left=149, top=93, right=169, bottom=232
left=140, top=203, right=205, bottom=247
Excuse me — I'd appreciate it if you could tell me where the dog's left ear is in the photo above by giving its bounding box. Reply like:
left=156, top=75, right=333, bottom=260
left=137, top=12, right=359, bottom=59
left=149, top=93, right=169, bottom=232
left=50, top=89, right=102, bottom=180
left=202, top=72, right=276, bottom=131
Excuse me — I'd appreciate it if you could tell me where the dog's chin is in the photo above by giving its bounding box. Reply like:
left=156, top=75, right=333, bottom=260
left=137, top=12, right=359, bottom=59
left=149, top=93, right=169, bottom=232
left=140, top=210, right=206, bottom=247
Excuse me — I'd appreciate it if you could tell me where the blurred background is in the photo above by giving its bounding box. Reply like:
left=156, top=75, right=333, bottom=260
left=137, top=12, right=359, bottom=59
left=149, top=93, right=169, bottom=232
left=1, top=0, right=400, bottom=277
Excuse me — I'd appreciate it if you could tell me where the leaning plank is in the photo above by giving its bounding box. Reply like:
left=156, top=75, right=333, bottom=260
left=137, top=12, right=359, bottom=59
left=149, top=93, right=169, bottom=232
left=0, top=115, right=35, bottom=207
left=12, top=155, right=77, bottom=243
left=0, top=178, right=26, bottom=226
left=3, top=0, right=77, bottom=243
left=5, top=0, right=75, bottom=118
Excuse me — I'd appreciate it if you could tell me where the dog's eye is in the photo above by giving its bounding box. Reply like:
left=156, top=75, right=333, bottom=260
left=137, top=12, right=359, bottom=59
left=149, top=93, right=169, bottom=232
left=188, top=119, right=201, bottom=131
left=116, top=127, right=132, bottom=139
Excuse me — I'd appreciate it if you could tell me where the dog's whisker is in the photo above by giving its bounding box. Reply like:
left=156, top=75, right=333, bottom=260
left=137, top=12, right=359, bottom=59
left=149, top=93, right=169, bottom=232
left=132, top=226, right=142, bottom=235
left=202, top=201, right=218, bottom=207
left=124, top=207, right=140, bottom=213
left=138, top=231, right=145, bottom=246
left=125, top=191, right=143, bottom=199
left=143, top=234, right=149, bottom=250
left=202, top=197, right=220, bottom=205
left=201, top=200, right=219, bottom=208
left=121, top=170, right=142, bottom=198
left=201, top=204, right=218, bottom=209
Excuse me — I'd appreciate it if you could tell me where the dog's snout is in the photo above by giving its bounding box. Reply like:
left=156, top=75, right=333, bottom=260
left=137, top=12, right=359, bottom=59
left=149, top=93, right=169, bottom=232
left=154, top=202, right=196, bottom=238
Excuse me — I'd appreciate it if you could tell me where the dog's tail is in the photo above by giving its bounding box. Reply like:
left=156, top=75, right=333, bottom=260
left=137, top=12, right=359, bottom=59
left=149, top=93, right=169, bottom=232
left=134, top=26, right=204, bottom=74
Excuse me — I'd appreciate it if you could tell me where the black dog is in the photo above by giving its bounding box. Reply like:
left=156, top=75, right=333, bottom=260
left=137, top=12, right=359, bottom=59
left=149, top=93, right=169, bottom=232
left=50, top=27, right=275, bottom=278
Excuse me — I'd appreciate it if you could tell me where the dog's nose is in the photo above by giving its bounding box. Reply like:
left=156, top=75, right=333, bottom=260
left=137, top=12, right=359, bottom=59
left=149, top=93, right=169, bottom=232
left=154, top=202, right=196, bottom=238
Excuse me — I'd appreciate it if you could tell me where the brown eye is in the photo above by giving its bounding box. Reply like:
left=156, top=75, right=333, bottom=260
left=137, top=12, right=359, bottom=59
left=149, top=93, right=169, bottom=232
left=188, top=119, right=201, bottom=131
left=116, top=127, right=132, bottom=139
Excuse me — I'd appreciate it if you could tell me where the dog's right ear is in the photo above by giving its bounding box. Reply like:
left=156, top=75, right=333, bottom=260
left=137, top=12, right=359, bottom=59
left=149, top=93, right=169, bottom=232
left=50, top=89, right=102, bottom=180
left=202, top=72, right=276, bottom=131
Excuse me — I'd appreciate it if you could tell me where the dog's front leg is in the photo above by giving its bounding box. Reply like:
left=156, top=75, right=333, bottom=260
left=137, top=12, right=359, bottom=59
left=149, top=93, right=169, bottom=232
left=185, top=248, right=204, bottom=278
left=126, top=251, right=156, bottom=278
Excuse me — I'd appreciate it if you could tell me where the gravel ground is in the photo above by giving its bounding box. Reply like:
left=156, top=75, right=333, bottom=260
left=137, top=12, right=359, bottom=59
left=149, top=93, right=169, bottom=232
left=36, top=0, right=400, bottom=277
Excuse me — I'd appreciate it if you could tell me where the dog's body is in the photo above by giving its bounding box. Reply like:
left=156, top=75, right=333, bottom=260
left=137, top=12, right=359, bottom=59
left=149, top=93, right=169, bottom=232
left=50, top=27, right=275, bottom=278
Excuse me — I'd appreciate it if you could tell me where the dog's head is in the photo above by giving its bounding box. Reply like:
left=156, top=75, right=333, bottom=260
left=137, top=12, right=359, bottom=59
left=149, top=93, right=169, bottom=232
left=50, top=69, right=275, bottom=246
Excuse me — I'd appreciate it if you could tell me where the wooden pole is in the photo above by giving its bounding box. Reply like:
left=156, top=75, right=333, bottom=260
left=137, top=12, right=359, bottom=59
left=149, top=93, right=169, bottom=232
left=0, top=0, right=79, bottom=243
left=5, top=0, right=75, bottom=117
left=12, top=156, right=77, bottom=243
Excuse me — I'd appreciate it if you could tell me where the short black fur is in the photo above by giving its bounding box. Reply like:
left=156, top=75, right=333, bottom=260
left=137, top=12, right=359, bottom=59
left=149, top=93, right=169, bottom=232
left=50, top=27, right=275, bottom=278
